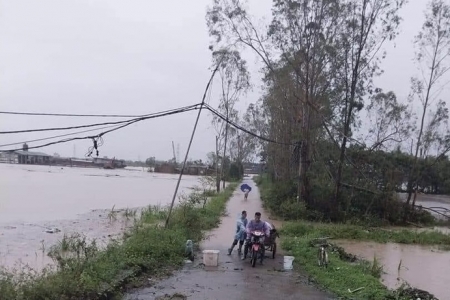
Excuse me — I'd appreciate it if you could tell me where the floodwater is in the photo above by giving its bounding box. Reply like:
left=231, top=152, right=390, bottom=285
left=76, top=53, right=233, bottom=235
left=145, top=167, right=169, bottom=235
left=0, top=163, right=202, bottom=271
left=125, top=178, right=334, bottom=300
left=398, top=193, right=450, bottom=219
left=335, top=239, right=450, bottom=300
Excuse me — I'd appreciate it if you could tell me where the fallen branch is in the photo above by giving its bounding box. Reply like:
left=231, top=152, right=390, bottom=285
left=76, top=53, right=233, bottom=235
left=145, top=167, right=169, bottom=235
left=405, top=221, right=424, bottom=228
left=348, top=287, right=365, bottom=293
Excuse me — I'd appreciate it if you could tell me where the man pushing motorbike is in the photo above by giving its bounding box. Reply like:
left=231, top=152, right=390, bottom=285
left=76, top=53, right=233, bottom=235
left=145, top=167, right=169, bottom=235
left=241, top=212, right=270, bottom=261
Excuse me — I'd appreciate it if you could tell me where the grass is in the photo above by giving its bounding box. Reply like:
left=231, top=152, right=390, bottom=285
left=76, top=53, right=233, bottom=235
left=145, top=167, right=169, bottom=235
left=255, top=175, right=444, bottom=299
left=0, top=182, right=238, bottom=300
left=282, top=237, right=392, bottom=299
left=281, top=221, right=450, bottom=246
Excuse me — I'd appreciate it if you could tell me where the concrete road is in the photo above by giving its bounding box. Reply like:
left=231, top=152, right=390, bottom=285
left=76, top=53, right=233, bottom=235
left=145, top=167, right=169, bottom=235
left=124, top=178, right=335, bottom=300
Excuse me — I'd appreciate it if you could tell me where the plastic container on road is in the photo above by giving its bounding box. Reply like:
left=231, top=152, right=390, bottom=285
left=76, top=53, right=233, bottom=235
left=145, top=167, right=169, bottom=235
left=203, top=250, right=220, bottom=267
left=283, top=255, right=295, bottom=270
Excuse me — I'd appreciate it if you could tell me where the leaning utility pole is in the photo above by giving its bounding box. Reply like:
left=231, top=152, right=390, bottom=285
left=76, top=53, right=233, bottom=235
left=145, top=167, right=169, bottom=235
left=215, top=136, right=220, bottom=192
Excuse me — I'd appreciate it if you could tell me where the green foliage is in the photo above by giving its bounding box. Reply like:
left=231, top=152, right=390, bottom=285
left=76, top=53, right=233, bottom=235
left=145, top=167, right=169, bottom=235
left=281, top=221, right=448, bottom=300
left=228, top=161, right=244, bottom=181
left=280, top=221, right=450, bottom=246
left=0, top=183, right=238, bottom=300
left=282, top=237, right=392, bottom=300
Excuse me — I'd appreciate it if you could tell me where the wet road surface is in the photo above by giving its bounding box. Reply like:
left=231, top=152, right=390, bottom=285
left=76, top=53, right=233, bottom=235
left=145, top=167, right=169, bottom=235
left=124, top=178, right=335, bottom=300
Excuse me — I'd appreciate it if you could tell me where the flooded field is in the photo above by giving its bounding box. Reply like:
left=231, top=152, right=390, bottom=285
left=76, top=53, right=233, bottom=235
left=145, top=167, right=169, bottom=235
left=0, top=163, right=202, bottom=271
left=335, top=239, right=450, bottom=300
left=398, top=193, right=450, bottom=219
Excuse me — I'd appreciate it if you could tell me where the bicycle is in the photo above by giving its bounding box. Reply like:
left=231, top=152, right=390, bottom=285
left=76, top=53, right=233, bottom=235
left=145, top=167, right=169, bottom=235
left=311, top=237, right=331, bottom=268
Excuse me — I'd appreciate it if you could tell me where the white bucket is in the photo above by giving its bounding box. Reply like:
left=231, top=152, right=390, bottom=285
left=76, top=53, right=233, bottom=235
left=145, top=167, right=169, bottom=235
left=202, top=250, right=220, bottom=267
left=283, top=256, right=295, bottom=270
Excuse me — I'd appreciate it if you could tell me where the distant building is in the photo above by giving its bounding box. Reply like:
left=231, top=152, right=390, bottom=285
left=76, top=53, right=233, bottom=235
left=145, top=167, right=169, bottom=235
left=0, top=150, right=51, bottom=165
left=242, top=162, right=264, bottom=174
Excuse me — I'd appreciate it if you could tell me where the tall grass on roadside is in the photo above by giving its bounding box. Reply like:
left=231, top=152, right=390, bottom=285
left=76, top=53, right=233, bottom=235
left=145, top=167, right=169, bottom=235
left=0, top=183, right=238, bottom=300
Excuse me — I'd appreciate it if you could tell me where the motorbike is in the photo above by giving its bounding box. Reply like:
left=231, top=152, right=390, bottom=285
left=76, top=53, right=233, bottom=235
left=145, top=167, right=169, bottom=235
left=249, top=230, right=265, bottom=267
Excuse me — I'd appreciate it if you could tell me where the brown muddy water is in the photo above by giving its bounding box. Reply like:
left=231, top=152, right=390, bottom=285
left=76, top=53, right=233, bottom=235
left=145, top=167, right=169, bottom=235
left=0, top=163, right=202, bottom=271
left=335, top=239, right=450, bottom=300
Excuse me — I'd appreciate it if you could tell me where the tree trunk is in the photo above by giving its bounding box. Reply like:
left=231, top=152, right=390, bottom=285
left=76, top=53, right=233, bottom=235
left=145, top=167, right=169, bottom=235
left=405, top=30, right=440, bottom=219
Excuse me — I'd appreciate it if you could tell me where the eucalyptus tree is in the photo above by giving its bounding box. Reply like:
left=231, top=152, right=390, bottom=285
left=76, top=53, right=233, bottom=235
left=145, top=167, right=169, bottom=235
left=364, top=90, right=412, bottom=152
left=329, top=0, right=406, bottom=219
left=405, top=0, right=450, bottom=211
left=211, top=49, right=251, bottom=189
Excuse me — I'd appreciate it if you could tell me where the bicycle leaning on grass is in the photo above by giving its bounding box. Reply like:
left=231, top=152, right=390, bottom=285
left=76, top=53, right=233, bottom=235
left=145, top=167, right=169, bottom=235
left=311, top=237, right=331, bottom=268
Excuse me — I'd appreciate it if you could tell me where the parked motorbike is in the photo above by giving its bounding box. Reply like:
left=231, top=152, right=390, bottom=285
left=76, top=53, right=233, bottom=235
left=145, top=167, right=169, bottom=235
left=249, top=230, right=265, bottom=267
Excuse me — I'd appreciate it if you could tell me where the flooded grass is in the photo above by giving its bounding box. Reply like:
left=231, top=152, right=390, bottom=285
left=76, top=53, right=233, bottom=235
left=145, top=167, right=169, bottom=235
left=0, top=183, right=238, bottom=300
left=281, top=221, right=450, bottom=247
left=282, top=236, right=393, bottom=299
left=282, top=223, right=444, bottom=299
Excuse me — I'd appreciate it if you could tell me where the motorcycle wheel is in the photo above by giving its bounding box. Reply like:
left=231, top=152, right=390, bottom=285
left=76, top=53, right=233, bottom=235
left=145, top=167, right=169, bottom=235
left=251, top=249, right=257, bottom=267
left=272, top=243, right=277, bottom=259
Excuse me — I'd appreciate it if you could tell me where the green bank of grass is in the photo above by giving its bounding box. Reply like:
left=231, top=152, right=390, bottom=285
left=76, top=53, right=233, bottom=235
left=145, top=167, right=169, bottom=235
left=282, top=237, right=391, bottom=300
left=254, top=175, right=442, bottom=299
left=0, top=183, right=238, bottom=300
left=280, top=235, right=426, bottom=300
left=281, top=221, right=450, bottom=246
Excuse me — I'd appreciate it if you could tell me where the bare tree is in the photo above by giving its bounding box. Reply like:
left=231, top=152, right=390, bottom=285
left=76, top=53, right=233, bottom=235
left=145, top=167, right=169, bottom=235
left=211, top=48, right=250, bottom=188
left=364, top=90, right=412, bottom=151
left=405, top=0, right=450, bottom=211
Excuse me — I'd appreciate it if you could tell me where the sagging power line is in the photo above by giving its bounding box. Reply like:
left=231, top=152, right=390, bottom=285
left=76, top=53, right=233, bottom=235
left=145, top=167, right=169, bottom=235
left=0, top=110, right=165, bottom=118
left=0, top=103, right=202, bottom=135
left=0, top=124, right=121, bottom=148
left=0, top=104, right=202, bottom=153
left=203, top=103, right=295, bottom=146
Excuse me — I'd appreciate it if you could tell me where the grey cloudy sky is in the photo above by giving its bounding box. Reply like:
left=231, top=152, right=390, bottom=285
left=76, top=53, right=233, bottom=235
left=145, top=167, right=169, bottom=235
left=0, top=0, right=447, bottom=161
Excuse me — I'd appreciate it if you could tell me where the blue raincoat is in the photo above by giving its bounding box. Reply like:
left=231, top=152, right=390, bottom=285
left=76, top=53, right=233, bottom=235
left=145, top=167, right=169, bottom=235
left=234, top=216, right=248, bottom=241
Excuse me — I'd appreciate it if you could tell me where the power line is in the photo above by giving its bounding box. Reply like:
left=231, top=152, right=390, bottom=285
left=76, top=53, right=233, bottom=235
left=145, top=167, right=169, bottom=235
left=0, top=111, right=158, bottom=118
left=204, top=103, right=294, bottom=146
left=0, top=103, right=202, bottom=135
left=0, top=124, right=121, bottom=148
left=0, top=104, right=202, bottom=152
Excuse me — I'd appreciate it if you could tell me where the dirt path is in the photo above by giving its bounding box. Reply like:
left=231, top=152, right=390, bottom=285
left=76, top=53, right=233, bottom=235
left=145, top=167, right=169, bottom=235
left=124, top=178, right=334, bottom=300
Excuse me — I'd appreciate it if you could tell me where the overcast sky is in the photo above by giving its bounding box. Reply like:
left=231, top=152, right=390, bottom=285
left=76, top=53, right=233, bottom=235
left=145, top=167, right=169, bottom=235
left=0, top=0, right=448, bottom=161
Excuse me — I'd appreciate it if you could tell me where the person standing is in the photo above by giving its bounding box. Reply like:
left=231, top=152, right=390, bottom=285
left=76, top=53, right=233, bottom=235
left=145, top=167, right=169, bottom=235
left=227, top=210, right=248, bottom=255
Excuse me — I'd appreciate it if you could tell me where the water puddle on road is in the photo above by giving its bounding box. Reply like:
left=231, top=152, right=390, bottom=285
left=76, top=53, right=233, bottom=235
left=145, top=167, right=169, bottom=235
left=335, top=239, right=450, bottom=300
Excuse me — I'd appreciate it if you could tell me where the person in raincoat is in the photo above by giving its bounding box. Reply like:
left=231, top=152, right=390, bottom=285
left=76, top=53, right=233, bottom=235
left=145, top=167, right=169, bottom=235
left=227, top=210, right=248, bottom=255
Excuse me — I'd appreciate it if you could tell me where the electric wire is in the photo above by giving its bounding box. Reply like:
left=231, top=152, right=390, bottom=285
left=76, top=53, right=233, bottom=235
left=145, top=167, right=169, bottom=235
left=0, top=103, right=202, bottom=135
left=203, top=103, right=294, bottom=146
left=0, top=124, right=121, bottom=148
left=0, top=111, right=162, bottom=118
left=0, top=104, right=202, bottom=152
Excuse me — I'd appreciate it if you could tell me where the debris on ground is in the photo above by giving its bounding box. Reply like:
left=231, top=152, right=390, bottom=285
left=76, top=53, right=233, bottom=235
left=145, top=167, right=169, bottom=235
left=45, top=228, right=61, bottom=234
left=395, top=287, right=439, bottom=300
left=155, top=293, right=187, bottom=300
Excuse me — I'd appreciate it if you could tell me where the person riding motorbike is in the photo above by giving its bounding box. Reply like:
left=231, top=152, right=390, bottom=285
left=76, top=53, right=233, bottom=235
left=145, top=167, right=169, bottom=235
left=241, top=212, right=270, bottom=261
left=227, top=210, right=248, bottom=255
left=244, top=189, right=250, bottom=200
